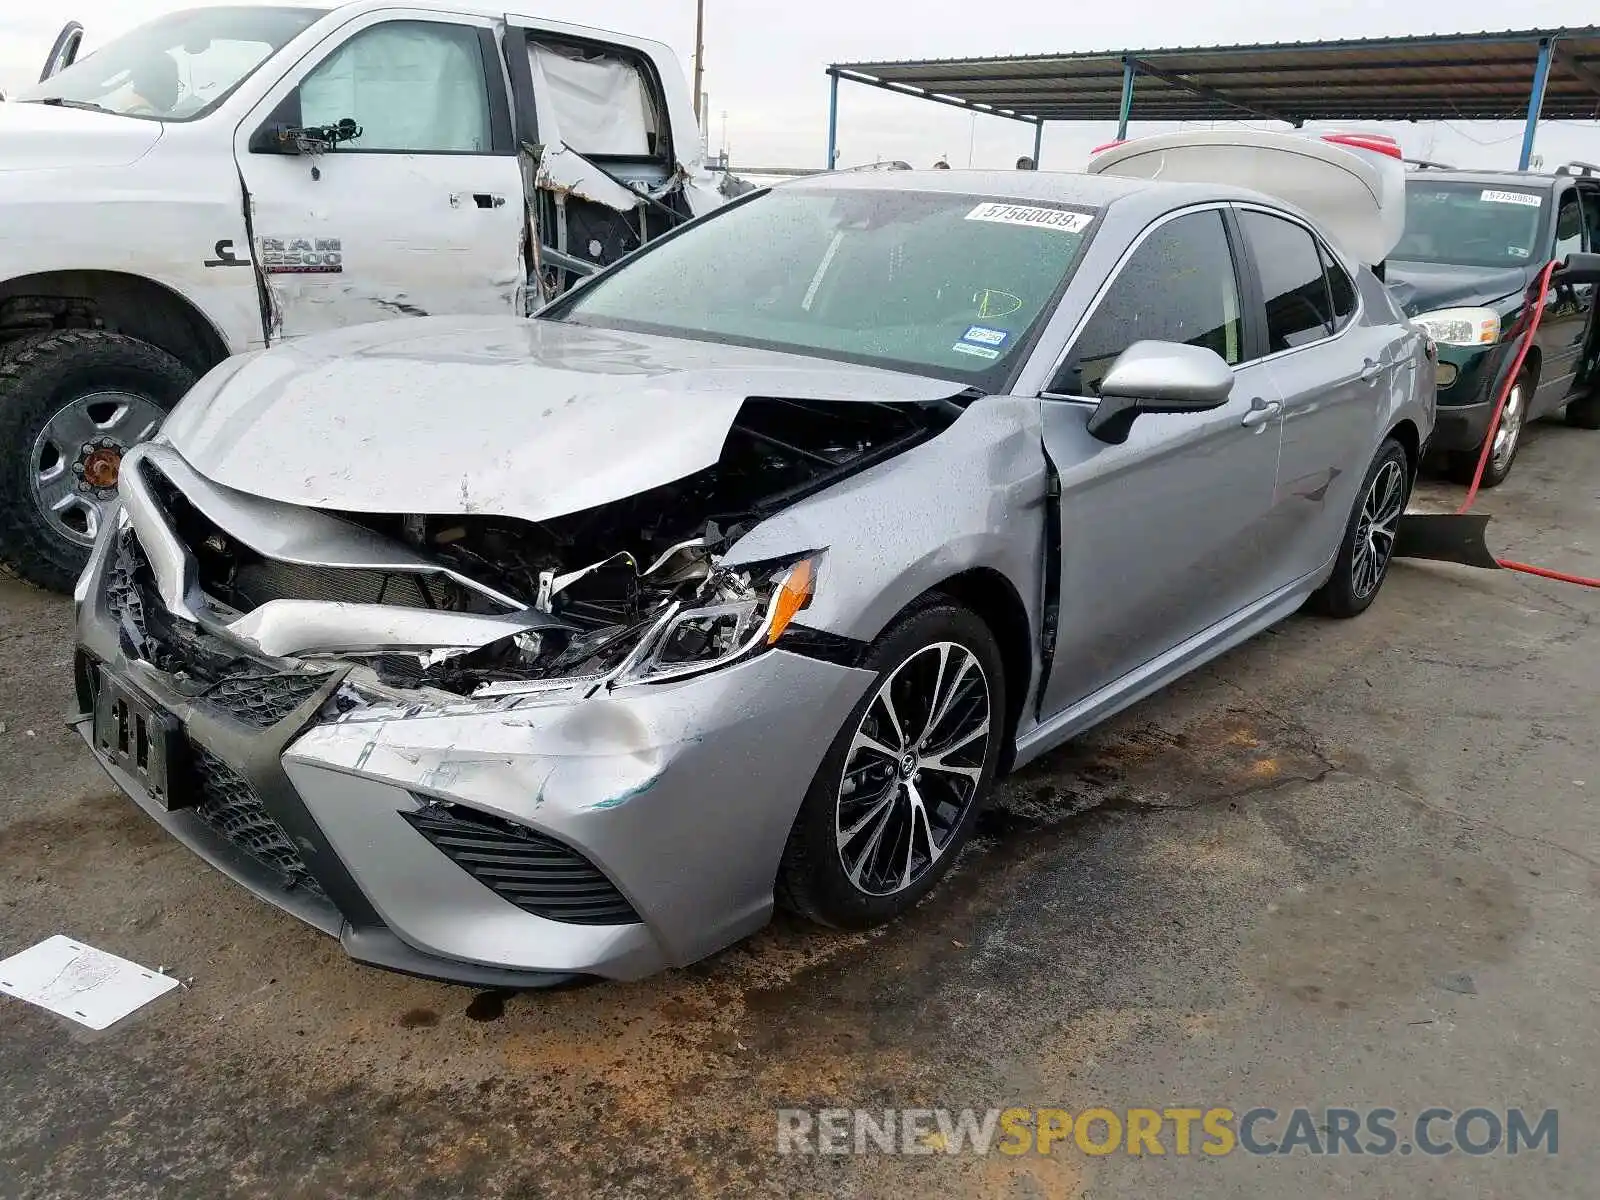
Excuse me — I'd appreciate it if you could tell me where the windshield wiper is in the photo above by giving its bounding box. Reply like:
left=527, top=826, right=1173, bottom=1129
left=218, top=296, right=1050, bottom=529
left=33, top=97, right=115, bottom=113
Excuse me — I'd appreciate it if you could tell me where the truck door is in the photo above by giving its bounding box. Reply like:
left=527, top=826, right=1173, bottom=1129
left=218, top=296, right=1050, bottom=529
left=234, top=11, right=525, bottom=340
left=1532, top=185, right=1592, bottom=412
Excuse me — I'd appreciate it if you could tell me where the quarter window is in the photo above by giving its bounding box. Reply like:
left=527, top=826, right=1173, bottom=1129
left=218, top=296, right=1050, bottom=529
left=1240, top=211, right=1334, bottom=352
left=299, top=21, right=491, bottom=153
left=1051, top=209, right=1243, bottom=396
left=1322, top=244, right=1358, bottom=330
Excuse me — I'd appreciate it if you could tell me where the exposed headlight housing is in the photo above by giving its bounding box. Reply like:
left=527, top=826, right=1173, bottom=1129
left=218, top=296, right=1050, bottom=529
left=613, top=554, right=818, bottom=685
left=1411, top=307, right=1501, bottom=347
left=325, top=554, right=822, bottom=719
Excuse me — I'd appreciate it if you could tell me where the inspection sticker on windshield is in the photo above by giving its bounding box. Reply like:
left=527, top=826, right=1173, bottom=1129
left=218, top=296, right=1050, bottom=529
left=1481, top=190, right=1542, bottom=207
left=952, top=342, right=1002, bottom=360
left=965, top=202, right=1092, bottom=232
left=961, top=325, right=1011, bottom=348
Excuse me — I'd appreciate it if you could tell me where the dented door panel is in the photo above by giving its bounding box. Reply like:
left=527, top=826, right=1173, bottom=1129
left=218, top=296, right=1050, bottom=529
left=233, top=11, right=525, bottom=342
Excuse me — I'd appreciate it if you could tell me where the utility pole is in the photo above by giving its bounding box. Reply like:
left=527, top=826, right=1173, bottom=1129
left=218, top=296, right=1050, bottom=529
left=692, top=0, right=705, bottom=122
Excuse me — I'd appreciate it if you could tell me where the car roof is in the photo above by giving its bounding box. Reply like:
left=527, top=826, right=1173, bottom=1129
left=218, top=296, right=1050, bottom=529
left=1406, top=169, right=1561, bottom=191
left=781, top=169, right=1275, bottom=213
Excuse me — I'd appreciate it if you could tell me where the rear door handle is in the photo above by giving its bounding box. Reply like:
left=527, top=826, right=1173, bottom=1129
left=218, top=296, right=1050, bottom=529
left=1240, top=397, right=1282, bottom=428
left=1361, top=359, right=1387, bottom=384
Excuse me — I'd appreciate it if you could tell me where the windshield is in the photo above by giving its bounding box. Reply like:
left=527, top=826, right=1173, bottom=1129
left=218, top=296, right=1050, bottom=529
left=14, top=7, right=325, bottom=122
left=548, top=188, right=1097, bottom=383
left=1392, top=181, right=1547, bottom=269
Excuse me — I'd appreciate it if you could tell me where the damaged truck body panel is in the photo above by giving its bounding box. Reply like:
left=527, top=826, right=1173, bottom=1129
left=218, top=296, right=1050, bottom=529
left=0, top=0, right=731, bottom=593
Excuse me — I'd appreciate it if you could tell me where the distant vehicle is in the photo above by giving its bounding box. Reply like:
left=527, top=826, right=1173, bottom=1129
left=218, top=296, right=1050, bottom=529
left=75, top=170, right=1432, bottom=984
left=1388, top=165, right=1600, bottom=486
left=0, top=1, right=725, bottom=592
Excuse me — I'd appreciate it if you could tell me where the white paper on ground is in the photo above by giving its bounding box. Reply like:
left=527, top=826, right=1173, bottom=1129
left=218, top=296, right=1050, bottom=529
left=0, top=935, right=180, bottom=1030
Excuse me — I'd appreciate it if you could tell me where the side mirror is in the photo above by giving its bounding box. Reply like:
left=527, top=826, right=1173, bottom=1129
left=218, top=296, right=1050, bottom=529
left=1550, top=252, right=1600, bottom=287
left=1085, top=340, right=1235, bottom=444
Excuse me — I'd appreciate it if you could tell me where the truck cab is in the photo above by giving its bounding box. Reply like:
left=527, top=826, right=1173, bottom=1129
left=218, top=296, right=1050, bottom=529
left=0, top=0, right=724, bottom=591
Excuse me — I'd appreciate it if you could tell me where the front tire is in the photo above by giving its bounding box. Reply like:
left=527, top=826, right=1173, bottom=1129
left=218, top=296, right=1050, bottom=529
left=1308, top=438, right=1411, bottom=620
left=776, top=601, right=1005, bottom=929
left=0, top=330, right=193, bottom=592
left=1447, top=369, right=1528, bottom=488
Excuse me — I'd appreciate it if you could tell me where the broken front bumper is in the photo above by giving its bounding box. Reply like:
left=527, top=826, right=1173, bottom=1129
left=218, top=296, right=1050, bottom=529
left=73, top=509, right=872, bottom=986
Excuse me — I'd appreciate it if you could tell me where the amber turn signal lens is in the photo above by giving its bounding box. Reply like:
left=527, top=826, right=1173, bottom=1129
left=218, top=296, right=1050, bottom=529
left=767, top=558, right=816, bottom=645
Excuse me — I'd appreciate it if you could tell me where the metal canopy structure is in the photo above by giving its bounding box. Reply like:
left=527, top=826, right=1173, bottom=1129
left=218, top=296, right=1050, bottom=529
left=828, top=28, right=1600, bottom=172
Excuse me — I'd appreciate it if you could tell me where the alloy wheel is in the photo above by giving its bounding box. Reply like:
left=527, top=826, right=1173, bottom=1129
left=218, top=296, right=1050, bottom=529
left=29, top=390, right=164, bottom=547
left=1489, top=381, right=1526, bottom=476
left=1352, top=459, right=1406, bottom=599
left=835, top=641, right=992, bottom=897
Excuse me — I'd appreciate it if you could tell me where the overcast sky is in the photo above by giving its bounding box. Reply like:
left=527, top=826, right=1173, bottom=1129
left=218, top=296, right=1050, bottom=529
left=5, top=0, right=1600, bottom=171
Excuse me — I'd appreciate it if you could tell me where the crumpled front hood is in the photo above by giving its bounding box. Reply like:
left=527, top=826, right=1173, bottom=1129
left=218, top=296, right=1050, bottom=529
left=1386, top=260, right=1532, bottom=317
left=0, top=100, right=163, bottom=171
left=162, top=316, right=968, bottom=523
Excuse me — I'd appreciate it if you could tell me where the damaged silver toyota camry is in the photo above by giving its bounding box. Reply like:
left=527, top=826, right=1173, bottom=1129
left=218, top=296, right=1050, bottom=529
left=73, top=171, right=1433, bottom=984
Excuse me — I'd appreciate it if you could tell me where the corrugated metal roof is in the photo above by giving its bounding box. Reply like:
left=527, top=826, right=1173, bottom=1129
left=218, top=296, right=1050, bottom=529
left=831, top=29, right=1600, bottom=124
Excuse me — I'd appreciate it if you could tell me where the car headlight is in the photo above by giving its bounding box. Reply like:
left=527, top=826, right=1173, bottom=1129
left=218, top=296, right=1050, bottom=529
left=613, top=554, right=818, bottom=685
left=324, top=553, right=822, bottom=720
left=1411, top=307, right=1500, bottom=347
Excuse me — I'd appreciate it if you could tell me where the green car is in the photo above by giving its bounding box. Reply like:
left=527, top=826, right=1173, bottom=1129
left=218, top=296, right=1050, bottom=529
left=1388, top=165, right=1600, bottom=486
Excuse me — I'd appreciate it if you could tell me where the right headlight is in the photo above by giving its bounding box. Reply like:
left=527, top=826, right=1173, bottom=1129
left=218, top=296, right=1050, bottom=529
left=1411, top=307, right=1501, bottom=347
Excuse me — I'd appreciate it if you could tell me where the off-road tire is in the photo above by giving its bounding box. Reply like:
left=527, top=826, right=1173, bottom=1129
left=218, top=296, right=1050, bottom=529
left=775, top=601, right=1005, bottom=930
left=0, top=330, right=194, bottom=592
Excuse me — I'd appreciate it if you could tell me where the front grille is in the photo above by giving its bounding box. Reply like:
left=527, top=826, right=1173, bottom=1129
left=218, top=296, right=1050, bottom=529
left=403, top=803, right=640, bottom=926
left=191, top=747, right=324, bottom=898
left=200, top=666, right=333, bottom=728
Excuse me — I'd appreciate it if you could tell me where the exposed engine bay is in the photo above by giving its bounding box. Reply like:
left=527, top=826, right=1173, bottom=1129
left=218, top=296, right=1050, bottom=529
left=147, top=397, right=959, bottom=697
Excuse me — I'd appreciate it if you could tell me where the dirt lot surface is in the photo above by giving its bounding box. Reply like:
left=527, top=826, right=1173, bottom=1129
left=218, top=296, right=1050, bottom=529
left=1, top=420, right=1596, bottom=1198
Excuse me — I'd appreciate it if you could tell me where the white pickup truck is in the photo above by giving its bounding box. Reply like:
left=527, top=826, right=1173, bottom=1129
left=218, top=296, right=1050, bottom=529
left=0, top=0, right=728, bottom=591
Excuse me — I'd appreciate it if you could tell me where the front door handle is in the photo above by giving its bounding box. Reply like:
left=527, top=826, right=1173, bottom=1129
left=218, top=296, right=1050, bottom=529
left=1240, top=397, right=1282, bottom=428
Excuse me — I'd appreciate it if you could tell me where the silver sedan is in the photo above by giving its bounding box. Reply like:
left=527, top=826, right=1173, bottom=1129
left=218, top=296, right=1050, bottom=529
left=73, top=171, right=1434, bottom=984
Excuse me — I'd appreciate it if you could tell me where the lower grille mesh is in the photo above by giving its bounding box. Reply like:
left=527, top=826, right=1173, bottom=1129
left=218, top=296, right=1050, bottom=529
left=191, top=747, right=324, bottom=898
left=201, top=668, right=332, bottom=728
left=402, top=803, right=640, bottom=926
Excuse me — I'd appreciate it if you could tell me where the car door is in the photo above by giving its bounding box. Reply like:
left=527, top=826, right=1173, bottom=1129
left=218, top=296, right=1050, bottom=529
left=235, top=11, right=524, bottom=341
left=1237, top=206, right=1394, bottom=583
left=1530, top=184, right=1591, bottom=413
left=1036, top=205, right=1286, bottom=717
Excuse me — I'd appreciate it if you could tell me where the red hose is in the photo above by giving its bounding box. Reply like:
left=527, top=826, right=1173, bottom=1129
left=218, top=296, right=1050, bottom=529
left=1450, top=259, right=1600, bottom=588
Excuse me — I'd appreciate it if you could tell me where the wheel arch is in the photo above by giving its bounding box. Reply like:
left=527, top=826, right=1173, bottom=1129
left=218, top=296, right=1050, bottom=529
left=1385, top=417, right=1422, bottom=479
left=929, top=567, right=1035, bottom=775
left=0, top=270, right=230, bottom=377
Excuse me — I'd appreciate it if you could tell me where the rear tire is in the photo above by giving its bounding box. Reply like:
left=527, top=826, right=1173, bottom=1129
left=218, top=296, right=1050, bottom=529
left=1565, top=390, right=1600, bottom=430
left=1308, top=438, right=1411, bottom=620
left=0, top=330, right=193, bottom=592
left=775, top=601, right=1005, bottom=930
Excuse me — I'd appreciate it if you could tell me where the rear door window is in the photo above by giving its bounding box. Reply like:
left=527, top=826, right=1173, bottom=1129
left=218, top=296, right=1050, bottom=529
left=1051, top=208, right=1243, bottom=396
left=1240, top=211, right=1334, bottom=352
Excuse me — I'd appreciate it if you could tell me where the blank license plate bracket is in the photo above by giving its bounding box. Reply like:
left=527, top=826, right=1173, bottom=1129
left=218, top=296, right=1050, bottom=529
left=93, top=679, right=192, bottom=812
